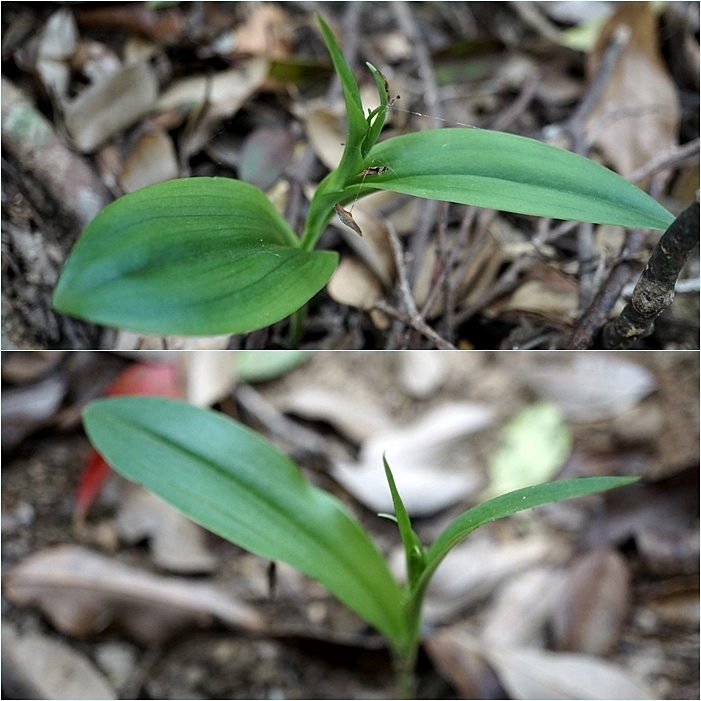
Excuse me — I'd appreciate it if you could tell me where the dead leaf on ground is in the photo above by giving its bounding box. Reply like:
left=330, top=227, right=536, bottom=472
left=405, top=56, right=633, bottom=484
left=483, top=645, right=658, bottom=700
left=327, top=255, right=386, bottom=322
left=36, top=9, right=78, bottom=98
left=522, top=354, right=656, bottom=422
left=397, top=350, right=449, bottom=400
left=412, top=533, right=569, bottom=624
left=177, top=351, right=237, bottom=407
left=3, top=545, right=264, bottom=646
left=239, top=126, right=295, bottom=191
left=64, top=61, right=159, bottom=153
left=115, top=485, right=218, bottom=574
left=2, top=619, right=116, bottom=700
left=332, top=402, right=493, bottom=516
left=117, top=129, right=179, bottom=193
left=551, top=547, right=631, bottom=655
left=278, top=386, right=394, bottom=444
left=585, top=3, right=680, bottom=182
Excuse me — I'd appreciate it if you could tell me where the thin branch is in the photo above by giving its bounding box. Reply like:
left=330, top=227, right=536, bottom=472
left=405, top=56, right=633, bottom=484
left=602, top=202, right=700, bottom=349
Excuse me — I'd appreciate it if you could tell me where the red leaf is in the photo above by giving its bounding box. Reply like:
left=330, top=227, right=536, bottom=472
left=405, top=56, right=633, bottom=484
left=74, top=363, right=182, bottom=518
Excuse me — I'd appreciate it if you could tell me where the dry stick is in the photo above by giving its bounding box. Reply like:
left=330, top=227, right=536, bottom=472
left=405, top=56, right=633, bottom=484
left=491, top=71, right=540, bottom=133
left=378, top=225, right=456, bottom=350
left=602, top=201, right=700, bottom=349
left=393, top=1, right=443, bottom=288
left=626, top=138, right=700, bottom=185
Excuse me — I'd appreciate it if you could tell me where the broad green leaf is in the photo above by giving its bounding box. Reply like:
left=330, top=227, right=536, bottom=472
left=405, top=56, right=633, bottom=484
left=53, top=178, right=338, bottom=335
left=485, top=403, right=572, bottom=499
left=356, top=129, right=674, bottom=230
left=82, top=396, right=407, bottom=644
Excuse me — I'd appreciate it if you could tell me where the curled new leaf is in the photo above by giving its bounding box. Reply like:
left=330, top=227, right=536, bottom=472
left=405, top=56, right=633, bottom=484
left=53, top=178, right=338, bottom=335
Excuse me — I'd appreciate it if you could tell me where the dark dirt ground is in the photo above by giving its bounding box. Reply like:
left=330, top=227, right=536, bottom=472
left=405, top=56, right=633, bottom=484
left=1, top=2, right=699, bottom=350
left=2, top=350, right=699, bottom=699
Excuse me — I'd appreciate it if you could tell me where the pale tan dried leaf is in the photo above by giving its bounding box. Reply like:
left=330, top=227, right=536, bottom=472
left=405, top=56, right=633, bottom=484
left=64, top=61, right=158, bottom=152
left=327, top=256, right=383, bottom=311
left=3, top=545, right=264, bottom=645
left=117, top=129, right=179, bottom=193
left=177, top=350, right=236, bottom=407
left=116, top=485, right=218, bottom=573
left=482, top=568, right=567, bottom=648
left=417, top=534, right=569, bottom=624
left=302, top=104, right=345, bottom=170
left=397, top=350, right=449, bottom=399
left=332, top=403, right=493, bottom=516
left=484, top=646, right=658, bottom=699
left=234, top=5, right=293, bottom=58
left=2, top=619, right=116, bottom=700
left=277, top=386, right=394, bottom=444
left=522, top=354, right=656, bottom=422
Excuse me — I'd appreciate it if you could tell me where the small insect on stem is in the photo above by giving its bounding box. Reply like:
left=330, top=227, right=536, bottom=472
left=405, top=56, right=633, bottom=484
left=357, top=165, right=390, bottom=178
left=334, top=203, right=363, bottom=237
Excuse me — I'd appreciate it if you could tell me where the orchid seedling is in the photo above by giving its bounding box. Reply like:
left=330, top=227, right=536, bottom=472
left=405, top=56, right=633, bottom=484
left=52, top=15, right=674, bottom=341
left=83, top=395, right=637, bottom=697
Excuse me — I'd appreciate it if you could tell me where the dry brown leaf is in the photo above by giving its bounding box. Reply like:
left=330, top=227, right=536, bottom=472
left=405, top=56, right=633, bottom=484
left=117, top=129, right=179, bottom=193
left=484, top=645, right=658, bottom=699
left=234, top=5, right=293, bottom=58
left=64, top=61, right=158, bottom=153
left=36, top=9, right=78, bottom=98
left=3, top=545, right=264, bottom=645
left=302, top=104, right=346, bottom=170
left=552, top=548, right=631, bottom=655
left=177, top=350, right=237, bottom=407
left=115, top=485, right=218, bottom=574
left=425, top=627, right=505, bottom=700
left=585, top=3, right=680, bottom=181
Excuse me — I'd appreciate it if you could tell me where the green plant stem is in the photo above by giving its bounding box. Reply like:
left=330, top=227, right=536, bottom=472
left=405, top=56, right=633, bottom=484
left=287, top=305, right=306, bottom=347
left=392, top=648, right=418, bottom=699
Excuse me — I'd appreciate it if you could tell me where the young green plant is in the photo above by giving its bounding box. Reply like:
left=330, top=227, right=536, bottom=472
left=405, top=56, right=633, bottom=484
left=82, top=395, right=638, bottom=697
left=53, top=14, right=675, bottom=338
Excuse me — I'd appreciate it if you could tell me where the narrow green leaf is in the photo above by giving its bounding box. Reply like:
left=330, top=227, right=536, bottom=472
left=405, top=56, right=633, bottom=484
left=383, top=456, right=425, bottom=588
left=356, top=129, right=674, bottom=230
left=428, top=476, right=637, bottom=582
left=82, top=396, right=407, bottom=644
left=53, top=178, right=338, bottom=335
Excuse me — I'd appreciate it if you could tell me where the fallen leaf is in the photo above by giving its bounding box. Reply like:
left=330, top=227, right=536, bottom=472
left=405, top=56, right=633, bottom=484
left=278, top=386, right=394, bottom=444
left=64, top=61, right=158, bottom=153
left=522, top=355, right=656, bottom=422
left=2, top=619, right=117, bottom=700
left=486, top=403, right=572, bottom=498
left=327, top=255, right=385, bottom=314
left=116, top=484, right=218, bottom=574
left=4, top=545, right=264, bottom=645
left=397, top=350, right=450, bottom=400
left=178, top=351, right=236, bottom=407
left=483, top=645, right=658, bottom=699
left=239, top=126, right=295, bottom=191
left=332, top=403, right=493, bottom=516
left=414, top=534, right=568, bottom=624
left=117, top=129, right=179, bottom=193
left=585, top=3, right=680, bottom=182
left=551, top=547, right=631, bottom=655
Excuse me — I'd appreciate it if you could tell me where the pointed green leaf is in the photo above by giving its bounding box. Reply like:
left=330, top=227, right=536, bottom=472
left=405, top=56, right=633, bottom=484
left=383, top=456, right=425, bottom=588
left=53, top=178, right=338, bottom=335
left=355, top=129, right=674, bottom=230
left=83, top=396, right=407, bottom=643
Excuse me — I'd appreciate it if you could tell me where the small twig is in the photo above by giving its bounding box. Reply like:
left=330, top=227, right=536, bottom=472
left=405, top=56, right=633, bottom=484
left=602, top=202, right=700, bottom=349
left=564, top=229, right=646, bottom=349
left=491, top=72, right=540, bottom=133
left=380, top=224, right=455, bottom=349
left=626, top=138, right=700, bottom=185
